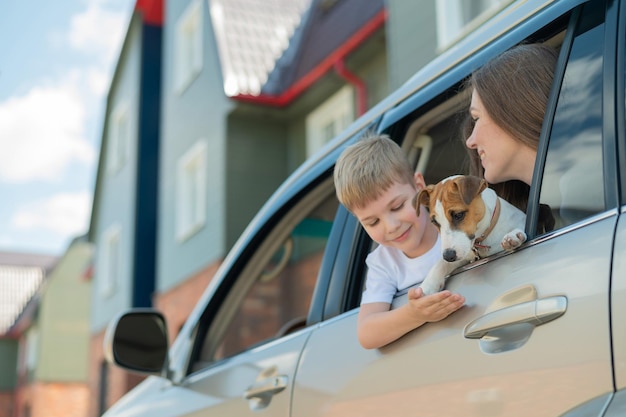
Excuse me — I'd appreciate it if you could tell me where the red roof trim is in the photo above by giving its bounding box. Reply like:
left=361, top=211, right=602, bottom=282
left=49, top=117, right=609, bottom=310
left=135, top=0, right=163, bottom=26
left=232, top=8, right=387, bottom=107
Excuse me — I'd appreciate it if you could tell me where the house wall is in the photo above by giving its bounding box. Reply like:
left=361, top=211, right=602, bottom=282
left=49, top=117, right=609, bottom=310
left=90, top=15, right=143, bottom=332
left=225, top=114, right=289, bottom=248
left=36, top=241, right=92, bottom=382
left=157, top=0, right=234, bottom=293
left=359, top=45, right=389, bottom=109
left=0, top=340, right=16, bottom=416
left=386, top=0, right=438, bottom=90
left=0, top=340, right=17, bottom=389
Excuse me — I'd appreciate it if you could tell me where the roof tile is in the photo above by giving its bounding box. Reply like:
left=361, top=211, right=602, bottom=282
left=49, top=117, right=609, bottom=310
left=210, top=0, right=313, bottom=96
left=0, top=252, right=56, bottom=335
left=0, top=265, right=45, bottom=334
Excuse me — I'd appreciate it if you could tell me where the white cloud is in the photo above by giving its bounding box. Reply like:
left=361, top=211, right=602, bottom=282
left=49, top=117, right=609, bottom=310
left=0, top=2, right=131, bottom=185
left=12, top=192, right=92, bottom=236
left=86, top=67, right=111, bottom=97
left=67, top=1, right=129, bottom=65
left=0, top=82, right=96, bottom=183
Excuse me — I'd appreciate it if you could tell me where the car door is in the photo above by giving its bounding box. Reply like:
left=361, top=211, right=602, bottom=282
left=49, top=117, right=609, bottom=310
left=292, top=1, right=617, bottom=416
left=155, top=167, right=345, bottom=416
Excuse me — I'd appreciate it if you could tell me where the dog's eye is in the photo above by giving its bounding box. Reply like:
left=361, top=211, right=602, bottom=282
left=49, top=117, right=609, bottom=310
left=430, top=217, right=440, bottom=229
left=451, top=211, right=466, bottom=222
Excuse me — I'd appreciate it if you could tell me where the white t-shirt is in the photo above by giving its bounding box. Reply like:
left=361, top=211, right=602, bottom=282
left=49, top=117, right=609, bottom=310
left=360, top=235, right=441, bottom=305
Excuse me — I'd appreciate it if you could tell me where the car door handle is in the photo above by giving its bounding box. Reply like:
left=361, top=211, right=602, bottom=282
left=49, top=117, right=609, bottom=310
left=463, top=295, right=567, bottom=339
left=244, top=375, right=288, bottom=400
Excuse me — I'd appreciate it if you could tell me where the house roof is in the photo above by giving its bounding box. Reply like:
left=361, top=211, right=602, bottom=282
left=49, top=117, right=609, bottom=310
left=210, top=0, right=313, bottom=97
left=210, top=0, right=386, bottom=105
left=0, top=252, right=57, bottom=335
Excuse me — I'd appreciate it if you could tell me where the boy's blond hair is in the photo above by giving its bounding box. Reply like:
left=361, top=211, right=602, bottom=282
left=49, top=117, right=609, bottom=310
left=334, top=133, right=415, bottom=212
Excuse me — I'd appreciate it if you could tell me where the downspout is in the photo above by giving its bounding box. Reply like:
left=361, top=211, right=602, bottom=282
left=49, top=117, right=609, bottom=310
left=334, top=58, right=368, bottom=116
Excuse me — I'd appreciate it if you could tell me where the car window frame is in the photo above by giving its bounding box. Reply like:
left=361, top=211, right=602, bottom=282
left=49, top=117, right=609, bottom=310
left=529, top=0, right=620, bottom=239
left=183, top=165, right=340, bottom=376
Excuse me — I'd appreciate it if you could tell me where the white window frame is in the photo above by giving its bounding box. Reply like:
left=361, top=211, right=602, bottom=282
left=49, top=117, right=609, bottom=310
left=107, top=102, right=130, bottom=174
left=435, top=0, right=513, bottom=51
left=99, top=224, right=121, bottom=298
left=305, top=85, right=354, bottom=158
left=175, top=0, right=203, bottom=94
left=176, top=139, right=208, bottom=242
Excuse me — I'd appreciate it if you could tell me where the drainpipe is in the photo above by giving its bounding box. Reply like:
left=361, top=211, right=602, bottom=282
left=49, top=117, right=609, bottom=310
left=334, top=58, right=368, bottom=116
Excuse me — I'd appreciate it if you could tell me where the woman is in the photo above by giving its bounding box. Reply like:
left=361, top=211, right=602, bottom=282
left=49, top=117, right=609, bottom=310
left=463, top=43, right=559, bottom=232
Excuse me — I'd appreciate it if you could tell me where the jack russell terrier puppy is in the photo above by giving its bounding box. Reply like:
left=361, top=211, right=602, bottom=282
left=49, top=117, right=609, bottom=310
left=415, top=175, right=527, bottom=295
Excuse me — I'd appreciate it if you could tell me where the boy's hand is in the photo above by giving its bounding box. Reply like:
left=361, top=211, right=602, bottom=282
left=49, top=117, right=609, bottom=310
left=407, top=287, right=465, bottom=323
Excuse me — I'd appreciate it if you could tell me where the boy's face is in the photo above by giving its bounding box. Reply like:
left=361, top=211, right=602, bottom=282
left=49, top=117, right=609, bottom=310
left=352, top=173, right=435, bottom=258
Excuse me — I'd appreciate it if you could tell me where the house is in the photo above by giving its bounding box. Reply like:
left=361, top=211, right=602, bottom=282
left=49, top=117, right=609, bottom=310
left=88, top=0, right=518, bottom=413
left=0, top=251, right=57, bottom=417
left=11, top=237, right=93, bottom=417
left=86, top=0, right=162, bottom=414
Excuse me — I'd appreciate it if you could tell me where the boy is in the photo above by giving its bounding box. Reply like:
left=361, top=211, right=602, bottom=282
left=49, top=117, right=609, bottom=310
left=334, top=134, right=465, bottom=349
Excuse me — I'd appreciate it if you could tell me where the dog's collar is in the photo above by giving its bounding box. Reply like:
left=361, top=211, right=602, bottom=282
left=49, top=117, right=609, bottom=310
left=473, top=198, right=501, bottom=251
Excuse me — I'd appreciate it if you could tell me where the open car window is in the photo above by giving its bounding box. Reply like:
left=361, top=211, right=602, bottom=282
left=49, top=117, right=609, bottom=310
left=188, top=176, right=338, bottom=373
left=349, top=4, right=599, bottom=307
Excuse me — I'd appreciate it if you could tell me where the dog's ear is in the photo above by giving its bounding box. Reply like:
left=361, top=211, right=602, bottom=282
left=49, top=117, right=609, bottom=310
left=414, top=186, right=433, bottom=216
left=456, top=176, right=488, bottom=206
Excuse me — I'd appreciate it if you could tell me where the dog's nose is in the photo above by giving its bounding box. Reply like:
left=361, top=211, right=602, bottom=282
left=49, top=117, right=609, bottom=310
left=443, top=249, right=457, bottom=262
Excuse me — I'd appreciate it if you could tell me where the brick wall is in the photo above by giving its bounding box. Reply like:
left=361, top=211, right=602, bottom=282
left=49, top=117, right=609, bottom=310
left=87, top=330, right=144, bottom=417
left=18, top=382, right=88, bottom=417
left=154, top=260, right=221, bottom=344
left=0, top=391, right=12, bottom=417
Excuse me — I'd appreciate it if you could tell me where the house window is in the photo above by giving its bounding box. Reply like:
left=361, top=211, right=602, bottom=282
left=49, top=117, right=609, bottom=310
left=25, top=327, right=38, bottom=372
left=176, top=140, right=207, bottom=242
left=435, top=0, right=513, bottom=50
left=107, top=102, right=130, bottom=174
left=100, top=225, right=121, bottom=298
left=175, top=0, right=203, bottom=94
left=305, top=85, right=354, bottom=158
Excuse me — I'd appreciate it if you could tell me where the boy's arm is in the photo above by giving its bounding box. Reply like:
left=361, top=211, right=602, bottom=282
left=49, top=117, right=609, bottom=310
left=357, top=288, right=465, bottom=349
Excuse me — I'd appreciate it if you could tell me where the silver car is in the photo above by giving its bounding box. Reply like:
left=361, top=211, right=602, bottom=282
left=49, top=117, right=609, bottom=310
left=103, top=0, right=626, bottom=415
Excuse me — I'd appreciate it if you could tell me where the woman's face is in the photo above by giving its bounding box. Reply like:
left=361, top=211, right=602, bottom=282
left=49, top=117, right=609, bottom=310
left=466, top=90, right=536, bottom=185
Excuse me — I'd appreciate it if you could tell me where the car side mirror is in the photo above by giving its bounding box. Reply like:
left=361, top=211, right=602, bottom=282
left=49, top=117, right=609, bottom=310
left=104, top=309, right=169, bottom=375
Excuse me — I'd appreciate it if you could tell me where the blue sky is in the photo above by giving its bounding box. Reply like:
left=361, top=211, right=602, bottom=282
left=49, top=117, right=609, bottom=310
left=0, top=0, right=134, bottom=256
